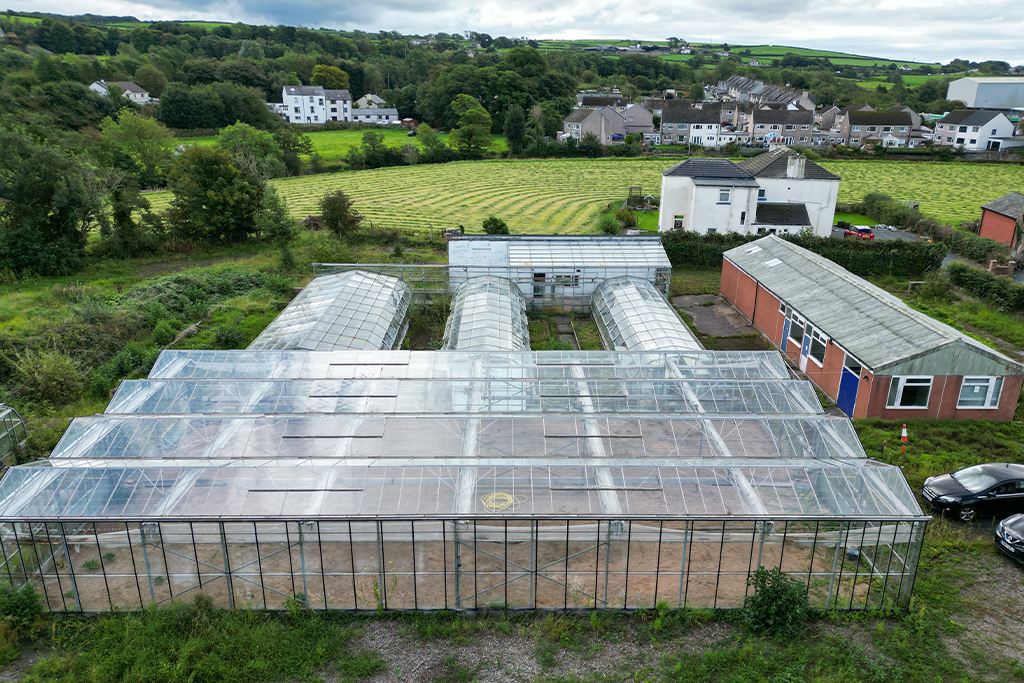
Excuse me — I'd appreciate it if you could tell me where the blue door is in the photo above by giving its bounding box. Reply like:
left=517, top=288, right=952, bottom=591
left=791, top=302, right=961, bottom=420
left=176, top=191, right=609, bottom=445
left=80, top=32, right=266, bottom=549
left=837, top=367, right=860, bottom=417
left=781, top=318, right=791, bottom=353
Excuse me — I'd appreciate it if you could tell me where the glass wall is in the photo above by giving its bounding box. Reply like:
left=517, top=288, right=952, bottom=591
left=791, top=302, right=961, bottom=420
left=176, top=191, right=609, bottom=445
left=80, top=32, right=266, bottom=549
left=443, top=277, right=530, bottom=351
left=592, top=277, right=703, bottom=352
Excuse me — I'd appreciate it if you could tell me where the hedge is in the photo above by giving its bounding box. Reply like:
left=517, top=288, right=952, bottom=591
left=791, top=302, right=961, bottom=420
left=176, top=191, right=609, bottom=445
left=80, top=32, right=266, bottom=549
left=947, top=261, right=1024, bottom=312
left=861, top=192, right=1009, bottom=264
left=661, top=232, right=946, bottom=277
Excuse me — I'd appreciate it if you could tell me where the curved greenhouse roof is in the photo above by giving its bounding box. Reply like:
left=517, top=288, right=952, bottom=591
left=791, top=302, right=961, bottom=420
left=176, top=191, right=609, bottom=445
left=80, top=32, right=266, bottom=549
left=249, top=270, right=410, bottom=352
left=592, top=276, right=702, bottom=352
left=443, top=276, right=530, bottom=351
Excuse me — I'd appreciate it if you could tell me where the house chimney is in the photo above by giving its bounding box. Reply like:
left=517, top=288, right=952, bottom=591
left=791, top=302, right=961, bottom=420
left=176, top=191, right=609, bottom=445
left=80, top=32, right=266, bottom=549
left=786, top=154, right=806, bottom=179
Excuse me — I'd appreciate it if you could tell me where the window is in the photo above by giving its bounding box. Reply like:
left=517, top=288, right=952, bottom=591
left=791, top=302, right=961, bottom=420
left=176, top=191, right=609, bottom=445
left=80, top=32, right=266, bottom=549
left=718, top=190, right=730, bottom=203
left=800, top=136, right=808, bottom=142
left=788, top=314, right=805, bottom=345
left=883, top=126, right=892, bottom=132
left=957, top=377, right=1003, bottom=409
left=971, top=126, right=979, bottom=132
left=693, top=124, right=702, bottom=130
left=679, top=124, right=688, bottom=130
left=707, top=228, right=718, bottom=234
left=756, top=124, right=765, bottom=130
left=801, top=125, right=810, bottom=130
left=886, top=376, right=932, bottom=409
left=740, top=211, right=746, bottom=225
left=899, top=126, right=908, bottom=132
left=969, top=139, right=977, bottom=144
left=672, top=214, right=685, bottom=230
left=852, top=125, right=861, bottom=132
left=991, top=128, right=997, bottom=135
left=293, top=107, right=300, bottom=113
left=958, top=126, right=967, bottom=133
left=844, top=354, right=862, bottom=375
left=867, top=126, right=877, bottom=132
left=808, top=328, right=828, bottom=366
left=666, top=124, right=674, bottom=130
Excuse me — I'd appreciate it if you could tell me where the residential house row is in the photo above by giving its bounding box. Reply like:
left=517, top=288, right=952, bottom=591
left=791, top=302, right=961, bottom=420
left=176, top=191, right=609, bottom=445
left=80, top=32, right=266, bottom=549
left=276, top=87, right=399, bottom=125
left=89, top=80, right=153, bottom=105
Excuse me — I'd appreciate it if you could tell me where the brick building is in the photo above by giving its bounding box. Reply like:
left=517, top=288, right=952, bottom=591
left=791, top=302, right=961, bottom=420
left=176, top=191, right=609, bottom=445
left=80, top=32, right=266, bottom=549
left=720, top=236, right=1024, bottom=420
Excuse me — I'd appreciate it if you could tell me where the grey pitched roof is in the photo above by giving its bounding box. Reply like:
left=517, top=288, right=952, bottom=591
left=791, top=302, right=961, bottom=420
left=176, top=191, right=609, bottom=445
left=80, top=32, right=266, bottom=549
left=938, top=109, right=1003, bottom=126
left=663, top=159, right=752, bottom=179
left=579, top=95, right=628, bottom=107
left=284, top=85, right=325, bottom=96
left=751, top=109, right=813, bottom=124
left=323, top=89, right=351, bottom=100
left=754, top=203, right=811, bottom=226
left=848, top=111, right=912, bottom=126
left=662, top=108, right=721, bottom=124
left=354, top=108, right=399, bottom=117
left=982, top=192, right=1024, bottom=220
left=737, top=148, right=841, bottom=181
left=109, top=81, right=147, bottom=94
left=565, top=108, right=594, bottom=124
left=723, top=236, right=1024, bottom=376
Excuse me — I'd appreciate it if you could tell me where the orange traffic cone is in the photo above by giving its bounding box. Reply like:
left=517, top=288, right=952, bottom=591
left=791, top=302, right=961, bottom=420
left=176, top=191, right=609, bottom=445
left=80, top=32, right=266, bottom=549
left=900, top=424, right=908, bottom=452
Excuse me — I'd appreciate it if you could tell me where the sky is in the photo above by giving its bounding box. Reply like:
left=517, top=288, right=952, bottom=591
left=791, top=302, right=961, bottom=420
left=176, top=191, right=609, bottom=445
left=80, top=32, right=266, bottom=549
left=8, top=0, right=1024, bottom=65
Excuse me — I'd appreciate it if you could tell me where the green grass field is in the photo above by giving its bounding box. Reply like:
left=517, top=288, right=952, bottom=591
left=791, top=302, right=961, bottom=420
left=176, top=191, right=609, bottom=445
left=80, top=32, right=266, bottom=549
left=174, top=129, right=509, bottom=161
left=144, top=157, right=1024, bottom=234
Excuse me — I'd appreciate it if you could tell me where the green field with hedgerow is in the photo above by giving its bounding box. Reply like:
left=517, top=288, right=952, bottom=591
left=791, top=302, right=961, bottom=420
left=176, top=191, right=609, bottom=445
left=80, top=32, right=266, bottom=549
left=145, top=157, right=1024, bottom=234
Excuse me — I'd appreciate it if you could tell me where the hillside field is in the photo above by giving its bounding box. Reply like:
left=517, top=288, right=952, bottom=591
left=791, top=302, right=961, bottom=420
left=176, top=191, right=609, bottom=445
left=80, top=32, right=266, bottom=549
left=144, top=158, right=1024, bottom=234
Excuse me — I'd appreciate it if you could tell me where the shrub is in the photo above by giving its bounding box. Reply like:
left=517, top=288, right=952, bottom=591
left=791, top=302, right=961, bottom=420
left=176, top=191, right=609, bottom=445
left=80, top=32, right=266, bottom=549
left=89, top=343, right=161, bottom=397
left=743, top=566, right=809, bottom=638
left=307, top=232, right=353, bottom=264
left=10, top=349, right=84, bottom=405
left=598, top=212, right=620, bottom=235
left=482, top=216, right=510, bottom=235
left=151, top=319, right=177, bottom=346
left=0, top=584, right=43, bottom=634
left=214, top=327, right=245, bottom=349
left=947, top=261, right=1024, bottom=312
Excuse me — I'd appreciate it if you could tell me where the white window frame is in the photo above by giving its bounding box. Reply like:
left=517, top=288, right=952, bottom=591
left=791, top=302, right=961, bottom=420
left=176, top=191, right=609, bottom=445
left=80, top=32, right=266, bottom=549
left=957, top=376, right=1003, bottom=409
left=808, top=328, right=828, bottom=367
left=787, top=313, right=805, bottom=346
left=886, top=376, right=932, bottom=409
left=672, top=214, right=685, bottom=230
left=718, top=189, right=731, bottom=204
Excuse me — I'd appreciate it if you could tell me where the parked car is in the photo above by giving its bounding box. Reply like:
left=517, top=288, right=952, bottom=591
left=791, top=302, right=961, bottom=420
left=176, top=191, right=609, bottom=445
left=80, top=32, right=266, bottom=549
left=922, top=463, right=1024, bottom=521
left=844, top=226, right=875, bottom=239
left=995, top=513, right=1024, bottom=564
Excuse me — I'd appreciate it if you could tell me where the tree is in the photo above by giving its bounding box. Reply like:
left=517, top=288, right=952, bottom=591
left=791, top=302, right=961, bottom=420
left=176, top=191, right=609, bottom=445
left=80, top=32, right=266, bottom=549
left=133, top=64, right=168, bottom=98
left=0, top=128, right=105, bottom=275
left=449, top=94, right=493, bottom=159
left=319, top=190, right=363, bottom=239
left=215, top=122, right=286, bottom=179
left=98, top=111, right=176, bottom=188
left=166, top=146, right=263, bottom=243
left=690, top=80, right=705, bottom=100
left=482, top=216, right=509, bottom=234
left=273, top=128, right=314, bottom=175
left=416, top=124, right=458, bottom=164
left=503, top=104, right=527, bottom=155
left=311, top=64, right=350, bottom=90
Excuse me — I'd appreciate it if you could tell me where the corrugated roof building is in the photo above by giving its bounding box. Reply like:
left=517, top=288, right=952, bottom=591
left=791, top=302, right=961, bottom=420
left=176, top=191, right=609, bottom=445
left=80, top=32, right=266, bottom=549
left=721, top=235, right=1024, bottom=420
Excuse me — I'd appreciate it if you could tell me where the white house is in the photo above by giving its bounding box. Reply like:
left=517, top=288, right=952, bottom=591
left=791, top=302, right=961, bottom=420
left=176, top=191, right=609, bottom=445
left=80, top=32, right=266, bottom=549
left=658, top=148, right=839, bottom=237
left=946, top=77, right=1024, bottom=110
left=355, top=94, right=386, bottom=108
left=660, top=108, right=723, bottom=147
left=352, top=108, right=401, bottom=125
left=89, top=80, right=151, bottom=104
left=932, top=110, right=1016, bottom=150
left=281, top=85, right=352, bottom=124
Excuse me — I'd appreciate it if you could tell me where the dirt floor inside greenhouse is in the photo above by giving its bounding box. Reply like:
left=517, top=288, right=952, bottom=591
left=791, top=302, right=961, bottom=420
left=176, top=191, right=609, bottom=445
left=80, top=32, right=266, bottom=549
left=21, top=521, right=908, bottom=614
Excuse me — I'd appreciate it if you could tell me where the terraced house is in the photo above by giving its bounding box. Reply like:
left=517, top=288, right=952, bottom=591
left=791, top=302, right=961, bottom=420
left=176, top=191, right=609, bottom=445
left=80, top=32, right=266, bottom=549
left=748, top=109, right=813, bottom=145
left=659, top=108, right=722, bottom=147
left=281, top=85, right=352, bottom=124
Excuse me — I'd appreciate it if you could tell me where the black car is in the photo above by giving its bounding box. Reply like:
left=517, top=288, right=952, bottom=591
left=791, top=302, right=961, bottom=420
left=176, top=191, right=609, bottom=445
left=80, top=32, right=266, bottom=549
left=995, top=513, right=1024, bottom=564
left=922, top=463, right=1024, bottom=522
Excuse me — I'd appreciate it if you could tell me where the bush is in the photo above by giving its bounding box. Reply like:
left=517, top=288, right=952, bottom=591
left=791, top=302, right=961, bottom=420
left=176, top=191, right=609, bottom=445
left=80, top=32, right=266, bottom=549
left=213, top=326, right=245, bottom=349
left=10, top=349, right=84, bottom=405
left=598, top=212, right=620, bottom=235
left=482, top=216, right=510, bottom=235
left=0, top=584, right=42, bottom=634
left=743, top=566, right=809, bottom=638
left=88, top=343, right=161, bottom=397
left=151, top=319, right=177, bottom=346
left=947, top=261, right=1024, bottom=312
left=307, top=232, right=353, bottom=264
left=319, top=190, right=363, bottom=239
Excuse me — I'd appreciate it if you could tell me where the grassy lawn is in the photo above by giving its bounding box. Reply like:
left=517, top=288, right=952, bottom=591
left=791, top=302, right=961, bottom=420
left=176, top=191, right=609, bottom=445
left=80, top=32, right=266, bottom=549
left=632, top=210, right=660, bottom=231
left=833, top=211, right=877, bottom=226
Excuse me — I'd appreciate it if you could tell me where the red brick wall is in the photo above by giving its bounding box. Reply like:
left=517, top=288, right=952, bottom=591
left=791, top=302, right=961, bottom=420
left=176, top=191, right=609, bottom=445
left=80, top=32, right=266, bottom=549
left=720, top=259, right=741, bottom=304
left=752, top=288, right=784, bottom=347
left=865, top=374, right=1021, bottom=421
left=852, top=368, right=874, bottom=418
left=733, top=269, right=758, bottom=321
left=802, top=341, right=844, bottom=400
left=979, top=209, right=1018, bottom=249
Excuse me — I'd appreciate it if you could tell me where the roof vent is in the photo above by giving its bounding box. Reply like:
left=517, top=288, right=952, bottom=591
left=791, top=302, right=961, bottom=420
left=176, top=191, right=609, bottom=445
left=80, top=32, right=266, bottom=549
left=745, top=246, right=763, bottom=255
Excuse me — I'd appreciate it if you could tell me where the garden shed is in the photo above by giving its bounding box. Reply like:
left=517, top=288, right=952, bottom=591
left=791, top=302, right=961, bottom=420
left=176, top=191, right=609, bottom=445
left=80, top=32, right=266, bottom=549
left=721, top=235, right=1024, bottom=419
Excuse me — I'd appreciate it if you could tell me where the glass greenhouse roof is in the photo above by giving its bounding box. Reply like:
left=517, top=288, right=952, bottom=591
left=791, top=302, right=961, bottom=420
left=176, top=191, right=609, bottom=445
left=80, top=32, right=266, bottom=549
left=49, top=414, right=865, bottom=464
left=248, top=270, right=411, bottom=352
left=149, top=350, right=791, bottom=381
left=592, top=276, right=703, bottom=352
left=105, top=378, right=823, bottom=417
left=0, top=461, right=923, bottom=520
left=443, top=276, right=530, bottom=351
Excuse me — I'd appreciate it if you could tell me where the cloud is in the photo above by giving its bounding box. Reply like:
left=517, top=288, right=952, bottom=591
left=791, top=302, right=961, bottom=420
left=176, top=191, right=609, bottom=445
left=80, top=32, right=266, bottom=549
left=8, top=0, right=1024, bottom=63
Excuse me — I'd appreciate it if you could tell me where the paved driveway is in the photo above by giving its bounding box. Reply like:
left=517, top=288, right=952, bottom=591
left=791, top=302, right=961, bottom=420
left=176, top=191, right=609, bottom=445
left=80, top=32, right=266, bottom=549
left=830, top=226, right=920, bottom=242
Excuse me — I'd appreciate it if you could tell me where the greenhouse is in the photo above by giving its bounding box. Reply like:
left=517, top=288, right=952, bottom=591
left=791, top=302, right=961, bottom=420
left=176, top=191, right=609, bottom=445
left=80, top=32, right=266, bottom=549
left=0, top=404, right=27, bottom=469
left=592, top=276, right=703, bottom=352
left=443, top=277, right=530, bottom=351
left=0, top=347, right=927, bottom=614
left=249, top=270, right=410, bottom=351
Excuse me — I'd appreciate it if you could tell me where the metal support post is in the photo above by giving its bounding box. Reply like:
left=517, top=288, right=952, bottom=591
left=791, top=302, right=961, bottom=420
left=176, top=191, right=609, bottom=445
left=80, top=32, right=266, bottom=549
left=218, top=522, right=234, bottom=609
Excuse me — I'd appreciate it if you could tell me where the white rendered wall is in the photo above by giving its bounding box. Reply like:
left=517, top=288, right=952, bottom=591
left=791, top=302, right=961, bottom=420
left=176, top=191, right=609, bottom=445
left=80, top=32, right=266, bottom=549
left=755, top=178, right=840, bottom=237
